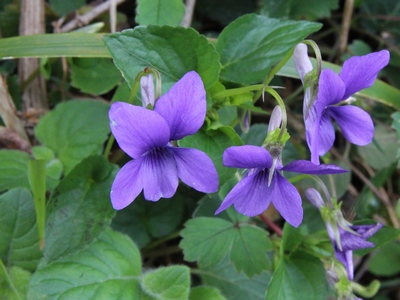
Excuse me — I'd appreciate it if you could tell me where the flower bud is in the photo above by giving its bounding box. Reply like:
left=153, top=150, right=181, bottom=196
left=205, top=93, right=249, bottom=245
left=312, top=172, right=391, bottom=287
left=305, top=188, right=325, bottom=209
left=140, top=74, right=155, bottom=108
left=268, top=105, right=282, bottom=133
left=293, top=43, right=313, bottom=84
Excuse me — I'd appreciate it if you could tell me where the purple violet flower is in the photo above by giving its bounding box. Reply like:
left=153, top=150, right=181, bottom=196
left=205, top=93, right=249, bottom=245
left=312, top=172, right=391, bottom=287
left=327, top=223, right=383, bottom=280
left=304, top=50, right=390, bottom=164
left=215, top=145, right=347, bottom=227
left=109, top=71, right=219, bottom=209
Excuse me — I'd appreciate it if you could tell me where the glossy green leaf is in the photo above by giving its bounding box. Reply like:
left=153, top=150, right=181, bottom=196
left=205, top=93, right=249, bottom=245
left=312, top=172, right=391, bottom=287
left=0, top=189, right=42, bottom=272
left=28, top=160, right=46, bottom=250
left=180, top=217, right=271, bottom=277
left=0, top=265, right=31, bottom=300
left=111, top=193, right=185, bottom=249
left=136, top=0, right=185, bottom=26
left=0, top=150, right=30, bottom=192
left=189, top=286, right=226, bottom=300
left=28, top=229, right=142, bottom=300
left=265, top=251, right=332, bottom=300
left=0, top=33, right=110, bottom=59
left=194, top=189, right=247, bottom=224
left=216, top=14, right=322, bottom=84
left=103, top=26, right=220, bottom=90
left=141, top=266, right=190, bottom=300
left=368, top=241, right=400, bottom=276
left=200, top=256, right=271, bottom=300
left=179, top=127, right=242, bottom=187
left=180, top=217, right=234, bottom=266
left=49, top=0, right=85, bottom=16
left=358, top=125, right=398, bottom=169
left=43, top=155, right=116, bottom=263
left=70, top=58, right=122, bottom=95
left=34, top=99, right=110, bottom=174
left=281, top=223, right=304, bottom=254
left=260, top=0, right=338, bottom=20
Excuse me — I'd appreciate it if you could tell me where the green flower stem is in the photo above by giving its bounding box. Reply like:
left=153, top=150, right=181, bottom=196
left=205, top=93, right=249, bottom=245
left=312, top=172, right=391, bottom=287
left=0, top=260, right=22, bottom=300
left=28, top=159, right=46, bottom=250
left=213, top=84, right=265, bottom=100
left=289, top=174, right=334, bottom=209
left=303, top=39, right=322, bottom=76
left=264, top=87, right=287, bottom=142
left=351, top=280, right=380, bottom=298
left=253, top=48, right=294, bottom=102
left=143, top=230, right=181, bottom=251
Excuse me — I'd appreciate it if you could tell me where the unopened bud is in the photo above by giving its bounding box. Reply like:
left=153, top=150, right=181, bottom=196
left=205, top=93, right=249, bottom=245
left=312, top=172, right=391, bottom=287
left=305, top=188, right=325, bottom=209
left=293, top=43, right=313, bottom=84
left=268, top=106, right=282, bottom=133
left=140, top=74, right=155, bottom=108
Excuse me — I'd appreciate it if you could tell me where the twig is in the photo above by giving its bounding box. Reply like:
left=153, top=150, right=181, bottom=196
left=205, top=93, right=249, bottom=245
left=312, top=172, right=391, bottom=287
left=0, top=76, right=30, bottom=143
left=181, top=0, right=196, bottom=28
left=338, top=0, right=354, bottom=55
left=59, top=0, right=126, bottom=33
left=330, top=147, right=399, bottom=228
left=110, top=0, right=117, bottom=33
left=259, top=213, right=283, bottom=236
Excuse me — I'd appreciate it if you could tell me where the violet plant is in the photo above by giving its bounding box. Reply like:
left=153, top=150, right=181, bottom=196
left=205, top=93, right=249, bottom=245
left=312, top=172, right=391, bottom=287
left=0, top=2, right=400, bottom=300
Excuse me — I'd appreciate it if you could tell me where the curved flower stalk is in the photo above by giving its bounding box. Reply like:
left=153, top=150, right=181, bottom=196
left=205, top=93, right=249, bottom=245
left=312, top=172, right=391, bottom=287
left=109, top=71, right=219, bottom=209
left=298, top=49, right=390, bottom=164
left=215, top=145, right=347, bottom=227
left=305, top=188, right=383, bottom=280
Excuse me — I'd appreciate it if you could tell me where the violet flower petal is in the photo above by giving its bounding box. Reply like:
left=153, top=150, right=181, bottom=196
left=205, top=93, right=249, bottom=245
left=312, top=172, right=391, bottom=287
left=171, top=147, right=219, bottom=193
left=328, top=105, right=374, bottom=146
left=154, top=71, right=206, bottom=140
left=316, top=69, right=346, bottom=108
left=270, top=172, right=303, bottom=227
left=352, top=223, right=383, bottom=238
left=110, top=159, right=143, bottom=210
left=340, top=50, right=390, bottom=99
left=215, top=170, right=271, bottom=217
left=223, top=145, right=272, bottom=169
left=141, top=147, right=179, bottom=201
left=109, top=102, right=170, bottom=159
left=339, top=230, right=374, bottom=251
left=282, top=160, right=348, bottom=174
left=334, top=248, right=355, bottom=280
left=311, top=112, right=336, bottom=164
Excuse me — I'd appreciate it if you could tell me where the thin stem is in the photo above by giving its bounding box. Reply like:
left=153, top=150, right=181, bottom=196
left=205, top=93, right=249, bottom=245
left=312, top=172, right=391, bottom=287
left=303, top=39, right=322, bottom=76
left=59, top=0, right=127, bottom=32
left=143, top=231, right=181, bottom=251
left=259, top=214, right=283, bottom=236
left=253, top=49, right=294, bottom=102
left=264, top=87, right=287, bottom=142
left=0, top=260, right=22, bottom=300
left=213, top=84, right=264, bottom=100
